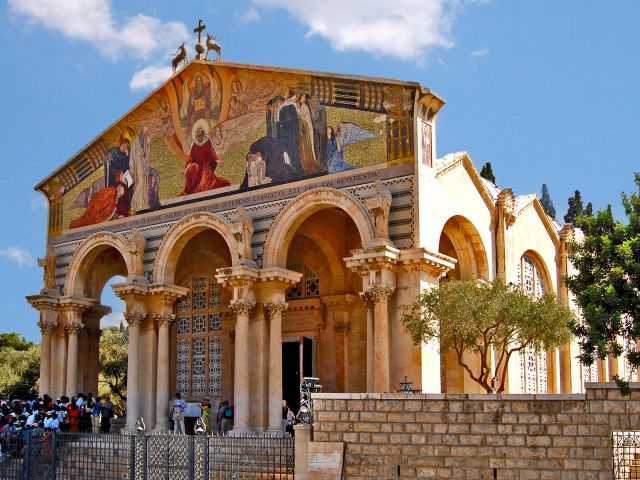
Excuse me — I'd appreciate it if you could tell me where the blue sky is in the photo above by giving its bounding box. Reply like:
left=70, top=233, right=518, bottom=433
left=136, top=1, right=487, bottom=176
left=1, top=0, right=638, bottom=342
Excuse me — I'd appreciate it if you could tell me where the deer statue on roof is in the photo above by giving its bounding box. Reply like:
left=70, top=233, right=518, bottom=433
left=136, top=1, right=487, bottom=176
left=205, top=34, right=222, bottom=61
left=172, top=43, right=188, bottom=72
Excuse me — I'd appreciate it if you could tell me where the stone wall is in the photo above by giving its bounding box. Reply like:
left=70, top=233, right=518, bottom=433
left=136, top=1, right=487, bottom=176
left=308, top=383, right=640, bottom=479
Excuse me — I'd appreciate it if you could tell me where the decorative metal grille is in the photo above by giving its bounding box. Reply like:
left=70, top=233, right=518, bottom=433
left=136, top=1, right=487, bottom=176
left=2, top=432, right=295, bottom=480
left=286, top=263, right=320, bottom=300
left=177, top=274, right=225, bottom=399
left=613, top=431, right=640, bottom=480
left=517, top=254, right=550, bottom=394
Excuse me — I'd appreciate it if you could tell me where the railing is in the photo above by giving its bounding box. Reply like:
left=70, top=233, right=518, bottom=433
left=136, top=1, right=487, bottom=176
left=613, top=431, right=640, bottom=480
left=0, top=431, right=295, bottom=480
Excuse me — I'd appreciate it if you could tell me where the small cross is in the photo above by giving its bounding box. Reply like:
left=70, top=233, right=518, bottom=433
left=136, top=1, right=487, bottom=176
left=194, top=19, right=207, bottom=43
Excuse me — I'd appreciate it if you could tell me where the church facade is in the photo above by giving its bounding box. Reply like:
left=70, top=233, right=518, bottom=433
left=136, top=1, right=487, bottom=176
left=27, top=60, right=608, bottom=433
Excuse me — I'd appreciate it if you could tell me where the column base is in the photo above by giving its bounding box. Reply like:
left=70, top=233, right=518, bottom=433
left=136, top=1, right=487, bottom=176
left=264, top=426, right=285, bottom=436
left=228, top=426, right=254, bottom=436
left=152, top=419, right=171, bottom=433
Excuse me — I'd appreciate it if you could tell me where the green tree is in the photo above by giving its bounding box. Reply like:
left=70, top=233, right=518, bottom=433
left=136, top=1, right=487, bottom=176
left=0, top=333, right=33, bottom=351
left=566, top=173, right=640, bottom=393
left=479, top=162, right=496, bottom=184
left=564, top=190, right=585, bottom=224
left=402, top=279, right=574, bottom=393
left=0, top=337, right=40, bottom=398
left=99, top=327, right=128, bottom=406
left=540, top=184, right=557, bottom=220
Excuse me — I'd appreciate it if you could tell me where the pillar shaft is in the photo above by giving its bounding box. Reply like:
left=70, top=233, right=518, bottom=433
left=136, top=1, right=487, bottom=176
left=362, top=300, right=374, bottom=393
left=38, top=320, right=55, bottom=396
left=125, top=312, right=146, bottom=430
left=65, top=323, right=82, bottom=397
left=266, top=303, right=287, bottom=434
left=230, top=300, right=254, bottom=433
left=153, top=314, right=174, bottom=431
left=56, top=331, right=67, bottom=399
left=362, top=286, right=394, bottom=393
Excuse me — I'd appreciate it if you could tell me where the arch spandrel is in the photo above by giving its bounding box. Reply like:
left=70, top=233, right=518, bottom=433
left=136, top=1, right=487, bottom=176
left=153, top=211, right=238, bottom=286
left=262, top=187, right=376, bottom=269
left=65, top=231, right=134, bottom=298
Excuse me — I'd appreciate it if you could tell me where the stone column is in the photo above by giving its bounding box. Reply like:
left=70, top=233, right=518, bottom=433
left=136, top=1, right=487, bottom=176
left=153, top=313, right=175, bottom=432
left=56, top=329, right=67, bottom=399
left=124, top=311, right=146, bottom=431
left=363, top=286, right=394, bottom=393
left=230, top=300, right=255, bottom=434
left=65, top=321, right=83, bottom=397
left=334, top=321, right=352, bottom=392
left=360, top=295, right=375, bottom=392
left=37, top=319, right=56, bottom=396
left=265, top=302, right=287, bottom=435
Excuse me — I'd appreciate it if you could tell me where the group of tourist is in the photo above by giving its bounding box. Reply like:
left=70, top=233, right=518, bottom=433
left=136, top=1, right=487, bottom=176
left=170, top=392, right=235, bottom=435
left=0, top=393, right=115, bottom=436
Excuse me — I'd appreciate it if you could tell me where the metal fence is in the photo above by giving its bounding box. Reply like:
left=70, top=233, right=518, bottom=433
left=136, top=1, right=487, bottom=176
left=0, top=431, right=294, bottom=480
left=614, top=431, right=640, bottom=480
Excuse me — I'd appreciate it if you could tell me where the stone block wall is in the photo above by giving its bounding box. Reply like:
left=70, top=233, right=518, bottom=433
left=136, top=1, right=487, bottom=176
left=309, top=383, right=640, bottom=479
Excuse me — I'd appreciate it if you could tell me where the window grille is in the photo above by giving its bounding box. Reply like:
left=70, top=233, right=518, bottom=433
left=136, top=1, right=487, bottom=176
left=176, top=274, right=224, bottom=399
left=286, top=263, right=320, bottom=300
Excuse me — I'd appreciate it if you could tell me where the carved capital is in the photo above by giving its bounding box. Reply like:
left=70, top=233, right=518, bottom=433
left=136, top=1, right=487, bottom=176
left=362, top=285, right=394, bottom=304
left=497, top=188, right=517, bottom=227
left=152, top=313, right=175, bottom=328
left=334, top=321, right=352, bottom=335
left=37, top=320, right=56, bottom=335
left=64, top=322, right=83, bottom=336
left=265, top=302, right=288, bottom=319
left=359, top=292, right=375, bottom=309
left=124, top=311, right=146, bottom=327
left=229, top=300, right=255, bottom=317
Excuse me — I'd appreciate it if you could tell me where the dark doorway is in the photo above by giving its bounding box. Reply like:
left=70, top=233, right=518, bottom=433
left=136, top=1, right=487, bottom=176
left=282, top=341, right=300, bottom=415
left=282, top=337, right=314, bottom=415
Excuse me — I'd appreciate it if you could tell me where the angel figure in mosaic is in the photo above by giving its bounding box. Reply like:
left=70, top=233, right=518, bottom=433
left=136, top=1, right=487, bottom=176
left=325, top=122, right=375, bottom=174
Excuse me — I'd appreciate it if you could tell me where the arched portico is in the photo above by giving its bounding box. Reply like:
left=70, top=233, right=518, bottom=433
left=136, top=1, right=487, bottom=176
left=262, top=188, right=376, bottom=269
left=153, top=211, right=238, bottom=286
left=65, top=231, right=134, bottom=298
left=438, top=215, right=489, bottom=281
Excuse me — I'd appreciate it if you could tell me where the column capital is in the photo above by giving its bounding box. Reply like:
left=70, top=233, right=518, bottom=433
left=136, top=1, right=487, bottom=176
left=124, top=311, right=147, bottom=327
left=396, top=248, right=456, bottom=279
left=265, top=302, right=288, bottom=318
left=362, top=285, right=395, bottom=304
left=229, top=300, right=255, bottom=317
left=37, top=320, right=57, bottom=335
left=152, top=313, right=175, bottom=328
left=64, top=322, right=83, bottom=336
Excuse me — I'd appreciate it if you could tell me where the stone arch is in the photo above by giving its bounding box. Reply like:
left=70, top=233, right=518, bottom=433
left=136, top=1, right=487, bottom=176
left=263, top=188, right=376, bottom=269
left=65, top=231, right=134, bottom=298
left=438, top=215, right=489, bottom=280
left=153, top=211, right=237, bottom=286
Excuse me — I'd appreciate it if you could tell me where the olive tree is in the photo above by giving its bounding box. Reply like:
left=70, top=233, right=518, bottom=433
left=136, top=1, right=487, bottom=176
left=402, top=279, right=575, bottom=393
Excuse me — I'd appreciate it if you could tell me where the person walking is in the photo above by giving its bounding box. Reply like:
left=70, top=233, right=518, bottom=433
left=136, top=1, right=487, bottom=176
left=215, top=401, right=224, bottom=435
left=221, top=400, right=233, bottom=435
left=100, top=396, right=113, bottom=433
left=199, top=397, right=212, bottom=435
left=171, top=392, right=186, bottom=435
left=91, top=396, right=102, bottom=433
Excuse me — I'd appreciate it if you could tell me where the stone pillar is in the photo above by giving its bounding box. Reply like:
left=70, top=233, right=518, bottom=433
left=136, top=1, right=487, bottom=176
left=37, top=319, right=56, bottom=396
left=65, top=321, right=83, bottom=397
left=230, top=300, right=255, bottom=434
left=361, top=295, right=375, bottom=392
left=266, top=302, right=287, bottom=434
left=362, top=286, right=394, bottom=392
left=334, top=321, right=352, bottom=392
left=56, top=329, right=67, bottom=399
left=153, top=313, right=175, bottom=432
left=124, top=311, right=146, bottom=431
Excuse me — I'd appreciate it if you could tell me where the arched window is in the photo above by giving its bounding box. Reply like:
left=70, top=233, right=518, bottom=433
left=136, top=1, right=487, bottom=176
left=516, top=254, right=548, bottom=394
left=175, top=274, right=223, bottom=398
left=286, top=263, right=320, bottom=300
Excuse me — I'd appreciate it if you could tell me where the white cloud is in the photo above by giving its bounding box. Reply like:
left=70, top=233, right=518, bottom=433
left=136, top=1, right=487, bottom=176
left=101, top=311, right=124, bottom=329
left=129, top=64, right=173, bottom=91
left=254, top=0, right=485, bottom=60
left=237, top=7, right=261, bottom=24
left=9, top=0, right=190, bottom=60
left=0, top=247, right=35, bottom=267
left=471, top=47, right=489, bottom=58
left=30, top=196, right=48, bottom=211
